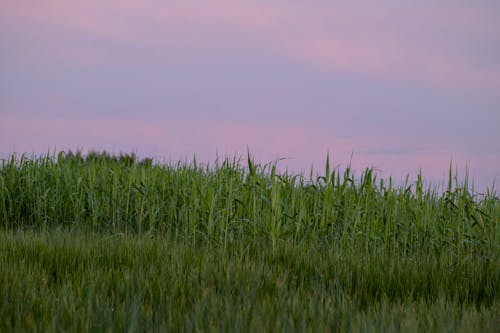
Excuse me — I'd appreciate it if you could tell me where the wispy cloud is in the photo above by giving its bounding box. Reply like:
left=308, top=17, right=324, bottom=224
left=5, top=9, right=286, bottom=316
left=357, top=148, right=422, bottom=156
left=2, top=1, right=499, bottom=91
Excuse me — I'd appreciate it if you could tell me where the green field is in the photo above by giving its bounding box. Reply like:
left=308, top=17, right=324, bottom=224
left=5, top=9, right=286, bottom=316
left=1, top=151, right=499, bottom=332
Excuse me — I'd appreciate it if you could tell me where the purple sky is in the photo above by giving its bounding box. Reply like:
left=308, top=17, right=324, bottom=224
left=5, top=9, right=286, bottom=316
left=1, top=1, right=499, bottom=190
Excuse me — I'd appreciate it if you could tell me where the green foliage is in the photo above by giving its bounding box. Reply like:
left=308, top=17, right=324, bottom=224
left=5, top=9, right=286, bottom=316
left=0, top=151, right=499, bottom=331
left=1, top=151, right=498, bottom=250
left=1, top=231, right=498, bottom=332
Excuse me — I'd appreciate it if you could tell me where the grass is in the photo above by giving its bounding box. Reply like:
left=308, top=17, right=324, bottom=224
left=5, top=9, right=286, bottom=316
left=0, top=151, right=499, bottom=332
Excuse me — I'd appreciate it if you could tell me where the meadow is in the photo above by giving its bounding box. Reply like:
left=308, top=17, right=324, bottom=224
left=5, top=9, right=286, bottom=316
left=0, top=151, right=499, bottom=332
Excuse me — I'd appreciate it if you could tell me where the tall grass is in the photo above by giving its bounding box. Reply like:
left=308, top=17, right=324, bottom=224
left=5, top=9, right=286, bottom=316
left=1, top=151, right=498, bottom=251
left=0, top=151, right=499, bottom=331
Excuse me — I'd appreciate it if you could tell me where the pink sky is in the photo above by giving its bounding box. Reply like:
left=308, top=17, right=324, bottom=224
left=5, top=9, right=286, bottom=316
left=1, top=1, right=499, bottom=191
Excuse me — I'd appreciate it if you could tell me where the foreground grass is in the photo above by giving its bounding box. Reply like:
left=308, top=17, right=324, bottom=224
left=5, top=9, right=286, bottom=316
left=0, top=151, right=499, bottom=331
left=1, top=230, right=498, bottom=332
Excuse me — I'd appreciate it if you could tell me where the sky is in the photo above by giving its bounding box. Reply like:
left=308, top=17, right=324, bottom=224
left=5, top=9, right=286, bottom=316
left=1, top=1, right=499, bottom=191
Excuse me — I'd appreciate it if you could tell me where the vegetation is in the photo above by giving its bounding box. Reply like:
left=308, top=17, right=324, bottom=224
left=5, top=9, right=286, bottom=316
left=1, top=151, right=499, bottom=332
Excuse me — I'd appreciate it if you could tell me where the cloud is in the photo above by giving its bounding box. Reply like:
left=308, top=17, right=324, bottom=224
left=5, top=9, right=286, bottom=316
left=1, top=113, right=498, bottom=191
left=357, top=148, right=421, bottom=156
left=2, top=1, right=499, bottom=91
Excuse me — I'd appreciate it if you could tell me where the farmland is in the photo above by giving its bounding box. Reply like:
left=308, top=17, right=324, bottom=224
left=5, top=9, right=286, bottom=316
left=1, top=151, right=499, bottom=332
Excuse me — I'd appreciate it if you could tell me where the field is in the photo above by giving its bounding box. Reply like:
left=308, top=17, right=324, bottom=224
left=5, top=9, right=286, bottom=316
left=1, top=151, right=499, bottom=332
